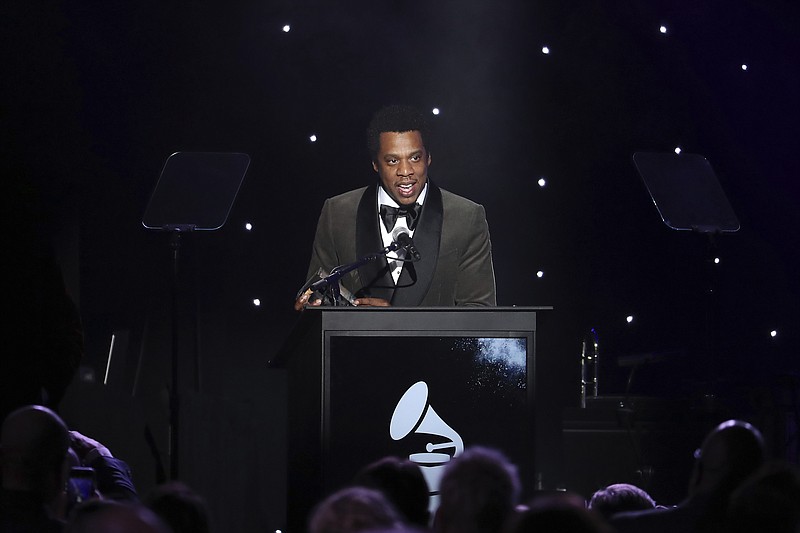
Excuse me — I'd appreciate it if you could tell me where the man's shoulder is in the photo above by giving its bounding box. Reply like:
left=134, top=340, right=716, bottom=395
left=439, top=187, right=485, bottom=213
left=318, top=187, right=370, bottom=219
left=327, top=186, right=370, bottom=205
left=610, top=502, right=694, bottom=533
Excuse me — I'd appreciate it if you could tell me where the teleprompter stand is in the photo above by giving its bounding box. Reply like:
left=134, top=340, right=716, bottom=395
left=633, top=151, right=740, bottom=393
left=142, top=151, right=250, bottom=479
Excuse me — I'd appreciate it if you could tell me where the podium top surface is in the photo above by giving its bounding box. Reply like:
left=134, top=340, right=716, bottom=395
left=270, top=306, right=553, bottom=367
left=270, top=306, right=551, bottom=367
left=302, top=305, right=552, bottom=329
left=299, top=305, right=553, bottom=312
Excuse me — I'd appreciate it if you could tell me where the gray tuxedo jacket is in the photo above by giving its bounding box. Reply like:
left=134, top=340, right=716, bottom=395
left=305, top=182, right=496, bottom=306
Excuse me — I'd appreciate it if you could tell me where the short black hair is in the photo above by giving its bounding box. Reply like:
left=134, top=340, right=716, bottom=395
left=588, top=483, right=656, bottom=519
left=366, top=105, right=430, bottom=161
left=353, top=456, right=430, bottom=527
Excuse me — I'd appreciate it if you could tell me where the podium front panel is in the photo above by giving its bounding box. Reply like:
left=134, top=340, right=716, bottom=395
left=281, top=307, right=545, bottom=532
left=325, top=334, right=531, bottom=493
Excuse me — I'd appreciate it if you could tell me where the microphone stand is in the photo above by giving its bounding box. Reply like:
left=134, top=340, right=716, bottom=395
left=308, top=241, right=405, bottom=306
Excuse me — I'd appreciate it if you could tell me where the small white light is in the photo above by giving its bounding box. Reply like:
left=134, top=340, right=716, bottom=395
left=541, top=46, right=550, bottom=55
left=538, top=177, right=546, bottom=187
left=659, top=25, right=668, bottom=34
left=432, top=107, right=440, bottom=115
left=309, top=134, right=317, bottom=142
left=253, top=299, right=261, bottom=307
left=626, top=315, right=634, bottom=324
left=674, top=146, right=682, bottom=154
left=770, top=330, right=778, bottom=338
left=536, top=271, right=544, bottom=278
left=714, top=257, right=720, bottom=264
left=741, top=64, right=748, bottom=71
left=282, top=25, right=291, bottom=33
left=245, top=222, right=253, bottom=231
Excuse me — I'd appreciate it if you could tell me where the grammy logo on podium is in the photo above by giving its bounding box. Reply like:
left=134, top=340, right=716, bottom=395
left=390, top=381, right=464, bottom=509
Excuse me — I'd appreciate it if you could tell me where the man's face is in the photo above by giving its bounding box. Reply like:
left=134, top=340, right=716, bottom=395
left=372, top=130, right=431, bottom=206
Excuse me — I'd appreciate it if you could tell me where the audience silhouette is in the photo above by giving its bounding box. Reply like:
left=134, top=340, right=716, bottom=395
left=353, top=456, right=430, bottom=528
left=588, top=482, right=656, bottom=519
left=611, top=419, right=766, bottom=533
left=65, top=499, right=171, bottom=533
left=725, top=461, right=800, bottom=533
left=434, top=446, right=521, bottom=533
left=309, top=486, right=403, bottom=533
left=0, top=405, right=71, bottom=531
left=145, top=480, right=211, bottom=533
left=509, top=493, right=613, bottom=533
left=1, top=405, right=142, bottom=532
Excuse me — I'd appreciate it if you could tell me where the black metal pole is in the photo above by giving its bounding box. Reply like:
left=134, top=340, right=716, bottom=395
left=169, top=230, right=181, bottom=480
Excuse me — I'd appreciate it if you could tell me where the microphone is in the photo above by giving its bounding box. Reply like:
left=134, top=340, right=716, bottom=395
left=391, top=226, right=422, bottom=261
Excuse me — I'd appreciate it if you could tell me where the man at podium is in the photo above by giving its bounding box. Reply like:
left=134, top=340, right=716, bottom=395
left=295, top=105, right=496, bottom=309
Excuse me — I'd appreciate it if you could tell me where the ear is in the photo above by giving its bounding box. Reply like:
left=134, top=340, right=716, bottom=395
left=372, top=160, right=379, bottom=173
left=427, top=152, right=432, bottom=166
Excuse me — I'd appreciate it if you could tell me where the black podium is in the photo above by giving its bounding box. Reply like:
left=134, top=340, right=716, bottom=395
left=272, top=306, right=549, bottom=532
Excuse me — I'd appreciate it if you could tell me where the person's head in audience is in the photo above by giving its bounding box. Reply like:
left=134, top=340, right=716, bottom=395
left=588, top=483, right=656, bottom=519
left=688, top=419, right=766, bottom=499
left=145, top=480, right=210, bottom=533
left=310, top=486, right=403, bottom=533
left=66, top=499, right=171, bottom=533
left=1, top=405, right=70, bottom=504
left=434, top=446, right=521, bottom=533
left=510, top=493, right=613, bottom=533
left=353, top=456, right=430, bottom=527
left=726, top=461, right=800, bottom=533
left=607, top=420, right=768, bottom=533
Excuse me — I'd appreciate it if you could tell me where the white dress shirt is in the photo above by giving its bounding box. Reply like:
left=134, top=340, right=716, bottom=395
left=377, top=183, right=427, bottom=284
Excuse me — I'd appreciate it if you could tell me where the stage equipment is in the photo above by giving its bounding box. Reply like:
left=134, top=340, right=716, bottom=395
left=633, top=152, right=739, bottom=234
left=580, top=328, right=599, bottom=408
left=633, top=151, right=739, bottom=393
left=563, top=396, right=705, bottom=505
left=272, top=306, right=550, bottom=533
left=142, top=151, right=249, bottom=479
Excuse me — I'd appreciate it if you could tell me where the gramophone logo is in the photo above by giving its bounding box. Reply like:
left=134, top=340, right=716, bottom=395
left=389, top=381, right=464, bottom=506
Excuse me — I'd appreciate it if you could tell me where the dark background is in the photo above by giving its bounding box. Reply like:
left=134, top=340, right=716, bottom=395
left=3, top=0, right=798, bottom=531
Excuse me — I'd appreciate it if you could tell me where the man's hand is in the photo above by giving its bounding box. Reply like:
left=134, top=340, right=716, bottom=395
left=69, top=430, right=113, bottom=464
left=352, top=297, right=391, bottom=307
left=294, top=289, right=322, bottom=311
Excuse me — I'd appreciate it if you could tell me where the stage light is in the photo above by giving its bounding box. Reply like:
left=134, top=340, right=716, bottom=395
left=536, top=271, right=544, bottom=278
left=537, top=177, right=546, bottom=187
left=432, top=107, right=440, bottom=115
left=741, top=64, right=748, bottom=71
left=770, top=330, right=778, bottom=338
left=626, top=315, right=634, bottom=324
left=253, top=298, right=261, bottom=307
left=309, top=134, right=317, bottom=142
left=245, top=222, right=252, bottom=231
left=659, top=25, right=668, bottom=34
left=714, top=257, right=720, bottom=264
left=541, top=46, right=550, bottom=55
left=282, top=24, right=291, bottom=33
left=674, top=146, right=682, bottom=154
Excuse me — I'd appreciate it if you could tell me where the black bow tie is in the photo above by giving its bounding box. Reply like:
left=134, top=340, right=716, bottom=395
left=380, top=203, right=421, bottom=232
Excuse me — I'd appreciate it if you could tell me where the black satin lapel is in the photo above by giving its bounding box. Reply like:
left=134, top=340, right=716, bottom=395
left=356, top=184, right=395, bottom=300
left=391, top=183, right=442, bottom=306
